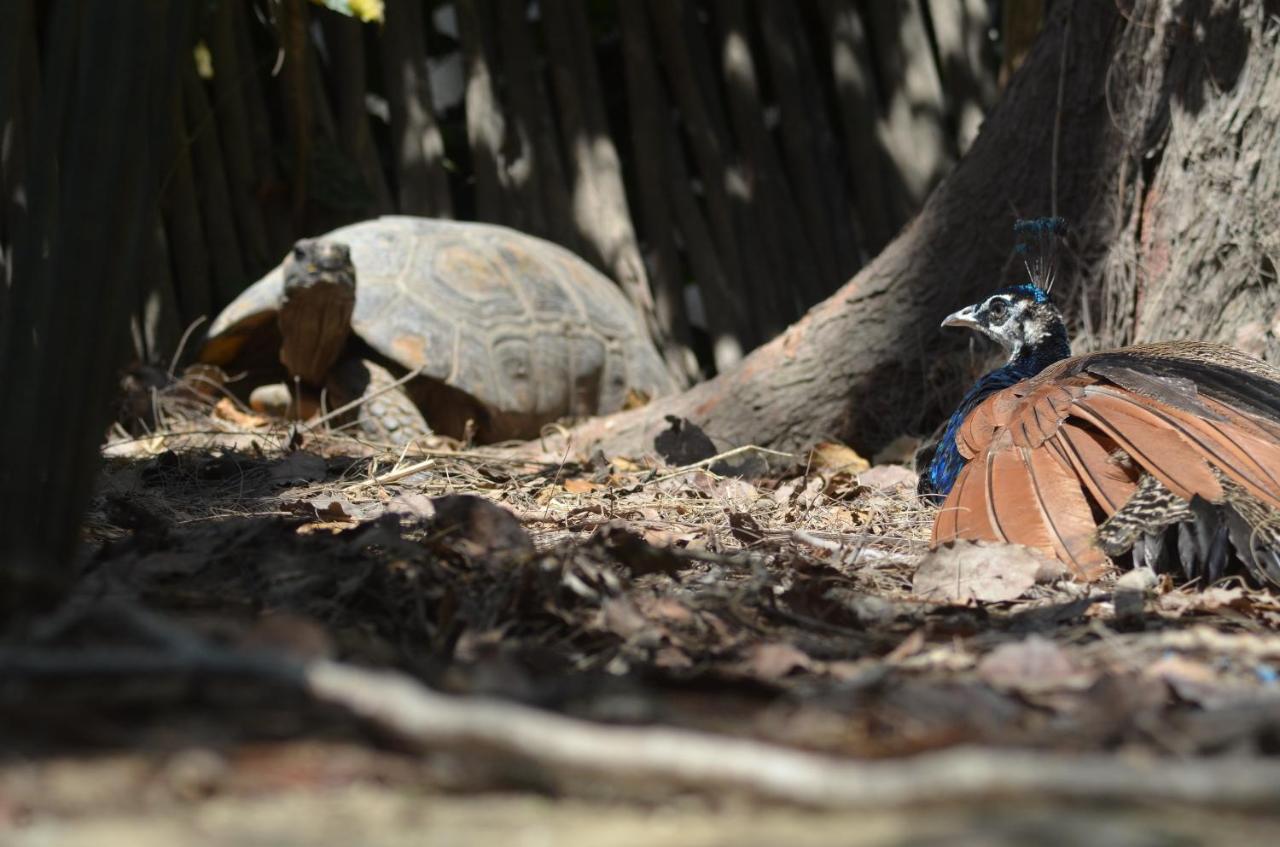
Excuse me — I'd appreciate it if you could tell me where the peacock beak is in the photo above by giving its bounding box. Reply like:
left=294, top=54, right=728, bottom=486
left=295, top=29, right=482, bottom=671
left=941, top=305, right=982, bottom=330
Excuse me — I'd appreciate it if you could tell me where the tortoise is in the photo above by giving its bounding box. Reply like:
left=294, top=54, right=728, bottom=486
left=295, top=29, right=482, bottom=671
left=199, top=216, right=677, bottom=444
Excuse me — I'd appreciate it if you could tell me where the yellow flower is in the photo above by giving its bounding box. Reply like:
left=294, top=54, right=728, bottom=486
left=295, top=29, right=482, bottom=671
left=347, top=0, right=384, bottom=23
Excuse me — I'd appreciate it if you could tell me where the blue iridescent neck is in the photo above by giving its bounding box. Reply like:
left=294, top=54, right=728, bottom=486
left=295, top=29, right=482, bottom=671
left=921, top=315, right=1070, bottom=497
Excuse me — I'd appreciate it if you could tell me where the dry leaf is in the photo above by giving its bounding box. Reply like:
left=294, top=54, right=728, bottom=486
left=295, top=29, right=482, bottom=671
left=563, top=478, right=599, bottom=494
left=808, top=441, right=870, bottom=475
left=1145, top=654, right=1224, bottom=706
left=913, top=541, right=1066, bottom=603
left=977, top=636, right=1095, bottom=693
left=857, top=464, right=918, bottom=492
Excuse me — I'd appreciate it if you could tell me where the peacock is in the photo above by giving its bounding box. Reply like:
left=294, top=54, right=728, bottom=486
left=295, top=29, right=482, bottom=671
left=920, top=218, right=1280, bottom=586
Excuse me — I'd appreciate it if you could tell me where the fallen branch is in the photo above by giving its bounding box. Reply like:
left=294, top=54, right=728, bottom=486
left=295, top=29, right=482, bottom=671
left=6, top=627, right=1280, bottom=809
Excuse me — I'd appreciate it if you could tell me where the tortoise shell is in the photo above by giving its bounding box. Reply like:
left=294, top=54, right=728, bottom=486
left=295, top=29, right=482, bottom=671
left=201, top=217, right=675, bottom=437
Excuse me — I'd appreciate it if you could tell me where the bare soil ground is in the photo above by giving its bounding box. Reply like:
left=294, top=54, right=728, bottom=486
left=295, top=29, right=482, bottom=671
left=6, top=380, right=1280, bottom=844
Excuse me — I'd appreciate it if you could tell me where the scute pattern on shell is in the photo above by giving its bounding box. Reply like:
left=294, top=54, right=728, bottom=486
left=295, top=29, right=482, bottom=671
left=205, top=217, right=675, bottom=430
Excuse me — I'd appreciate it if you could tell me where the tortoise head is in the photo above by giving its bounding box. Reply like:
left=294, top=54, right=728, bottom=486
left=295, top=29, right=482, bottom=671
left=283, top=238, right=355, bottom=294
left=278, top=238, right=358, bottom=386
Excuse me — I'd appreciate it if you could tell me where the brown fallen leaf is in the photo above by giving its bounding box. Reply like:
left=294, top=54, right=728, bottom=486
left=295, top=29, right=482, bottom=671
left=913, top=541, right=1068, bottom=603
left=728, top=511, right=765, bottom=546
left=563, top=477, right=599, bottom=494
left=856, top=464, right=919, bottom=492
left=807, top=441, right=870, bottom=475
left=1145, top=654, right=1227, bottom=707
left=977, top=635, right=1096, bottom=694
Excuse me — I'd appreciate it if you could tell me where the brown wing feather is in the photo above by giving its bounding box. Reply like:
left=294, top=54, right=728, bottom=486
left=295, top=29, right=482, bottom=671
left=1081, top=386, right=1280, bottom=506
left=933, top=451, right=1002, bottom=546
left=1050, top=422, right=1138, bottom=515
left=983, top=435, right=1054, bottom=550
left=1069, top=390, right=1224, bottom=502
left=1021, top=444, right=1111, bottom=578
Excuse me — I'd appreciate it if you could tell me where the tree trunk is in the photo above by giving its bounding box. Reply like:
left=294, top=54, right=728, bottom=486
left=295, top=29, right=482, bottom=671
left=322, top=13, right=394, bottom=217
left=181, top=56, right=246, bottom=307
left=1092, top=0, right=1280, bottom=363
left=925, top=0, right=999, bottom=153
left=649, top=0, right=762, bottom=345
left=537, top=0, right=1121, bottom=459
left=161, top=83, right=213, bottom=327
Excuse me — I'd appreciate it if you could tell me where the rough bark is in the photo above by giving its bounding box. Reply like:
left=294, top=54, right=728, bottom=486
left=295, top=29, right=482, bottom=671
left=1093, top=0, right=1280, bottom=362
left=536, top=0, right=1120, bottom=459
left=380, top=0, right=453, bottom=217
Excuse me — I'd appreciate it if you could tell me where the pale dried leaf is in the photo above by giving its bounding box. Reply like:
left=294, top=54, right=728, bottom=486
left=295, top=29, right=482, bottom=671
left=977, top=635, right=1096, bottom=693
left=913, top=541, right=1063, bottom=603
left=808, top=441, right=871, bottom=475
left=857, top=465, right=919, bottom=492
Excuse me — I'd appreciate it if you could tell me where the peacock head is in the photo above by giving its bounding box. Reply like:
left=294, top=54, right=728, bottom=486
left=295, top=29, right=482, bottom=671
left=941, top=217, right=1071, bottom=365
left=941, top=283, right=1067, bottom=363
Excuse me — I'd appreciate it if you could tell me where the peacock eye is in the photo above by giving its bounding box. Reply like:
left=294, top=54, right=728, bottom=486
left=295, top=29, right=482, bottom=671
left=987, top=299, right=1008, bottom=321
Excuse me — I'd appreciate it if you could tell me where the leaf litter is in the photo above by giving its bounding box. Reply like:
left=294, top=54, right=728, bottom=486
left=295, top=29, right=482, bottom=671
left=10, top=377, right=1280, bottom=827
